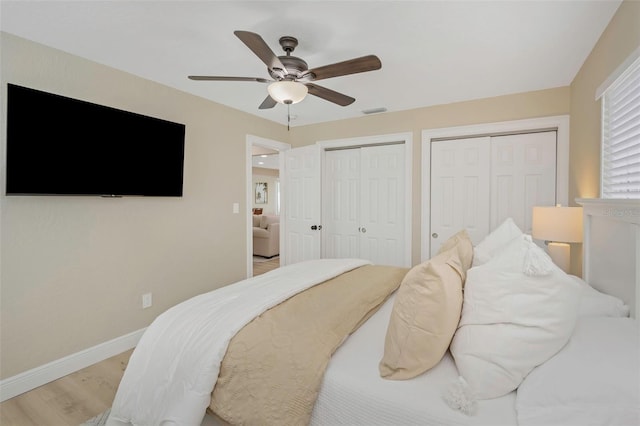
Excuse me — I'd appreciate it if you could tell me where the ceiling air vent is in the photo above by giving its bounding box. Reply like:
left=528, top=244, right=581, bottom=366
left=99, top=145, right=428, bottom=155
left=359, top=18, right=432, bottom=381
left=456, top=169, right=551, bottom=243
left=362, top=107, right=387, bottom=115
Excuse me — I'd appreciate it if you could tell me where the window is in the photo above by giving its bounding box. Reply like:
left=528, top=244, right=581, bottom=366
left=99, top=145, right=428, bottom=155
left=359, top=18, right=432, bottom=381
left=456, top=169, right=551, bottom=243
left=601, top=55, right=640, bottom=199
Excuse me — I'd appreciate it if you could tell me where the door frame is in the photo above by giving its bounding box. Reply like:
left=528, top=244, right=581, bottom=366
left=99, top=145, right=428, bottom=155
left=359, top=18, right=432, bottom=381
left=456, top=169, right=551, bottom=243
left=246, top=134, right=291, bottom=278
left=420, top=115, right=570, bottom=262
left=317, top=132, right=413, bottom=267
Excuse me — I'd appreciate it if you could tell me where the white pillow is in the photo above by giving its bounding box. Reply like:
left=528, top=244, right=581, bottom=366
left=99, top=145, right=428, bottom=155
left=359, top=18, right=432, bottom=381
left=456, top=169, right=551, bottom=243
left=517, top=317, right=639, bottom=426
left=472, top=217, right=522, bottom=267
left=450, top=235, right=581, bottom=399
left=570, top=275, right=630, bottom=318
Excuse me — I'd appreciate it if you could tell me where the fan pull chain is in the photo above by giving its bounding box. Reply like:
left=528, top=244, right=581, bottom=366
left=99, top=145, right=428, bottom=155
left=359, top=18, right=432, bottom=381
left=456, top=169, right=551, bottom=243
left=287, top=104, right=290, bottom=131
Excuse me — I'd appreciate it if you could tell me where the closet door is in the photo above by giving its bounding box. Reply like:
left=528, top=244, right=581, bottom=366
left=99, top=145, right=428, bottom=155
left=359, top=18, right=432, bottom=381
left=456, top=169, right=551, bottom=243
left=360, top=144, right=405, bottom=266
left=322, top=144, right=406, bottom=266
left=430, top=137, right=491, bottom=254
left=490, top=131, right=557, bottom=234
left=323, top=149, right=361, bottom=259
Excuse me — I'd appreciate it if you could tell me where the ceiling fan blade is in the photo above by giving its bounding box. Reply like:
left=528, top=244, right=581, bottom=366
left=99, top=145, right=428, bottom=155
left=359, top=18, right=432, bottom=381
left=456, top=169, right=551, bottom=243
left=305, top=83, right=355, bottom=106
left=305, top=55, right=381, bottom=81
left=188, top=76, right=270, bottom=83
left=258, top=95, right=277, bottom=110
left=234, top=30, right=287, bottom=74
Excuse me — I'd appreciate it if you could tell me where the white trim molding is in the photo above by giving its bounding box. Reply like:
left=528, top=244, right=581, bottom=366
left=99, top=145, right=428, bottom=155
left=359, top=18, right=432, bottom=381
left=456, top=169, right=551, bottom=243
left=0, top=327, right=145, bottom=402
left=595, top=45, right=640, bottom=100
left=421, top=115, right=570, bottom=262
left=246, top=134, right=290, bottom=278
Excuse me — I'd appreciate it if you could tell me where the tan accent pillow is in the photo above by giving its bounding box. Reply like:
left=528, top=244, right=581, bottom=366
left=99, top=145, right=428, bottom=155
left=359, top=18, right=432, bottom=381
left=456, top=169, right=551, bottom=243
left=437, top=229, right=474, bottom=284
left=379, top=231, right=472, bottom=380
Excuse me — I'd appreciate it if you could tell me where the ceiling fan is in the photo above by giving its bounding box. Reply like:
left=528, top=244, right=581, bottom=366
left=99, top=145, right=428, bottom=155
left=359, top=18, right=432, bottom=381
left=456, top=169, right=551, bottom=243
left=188, top=31, right=382, bottom=110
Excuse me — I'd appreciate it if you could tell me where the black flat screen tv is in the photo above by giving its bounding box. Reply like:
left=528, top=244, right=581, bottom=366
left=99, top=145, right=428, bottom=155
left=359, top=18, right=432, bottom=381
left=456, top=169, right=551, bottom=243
left=5, top=84, right=186, bottom=196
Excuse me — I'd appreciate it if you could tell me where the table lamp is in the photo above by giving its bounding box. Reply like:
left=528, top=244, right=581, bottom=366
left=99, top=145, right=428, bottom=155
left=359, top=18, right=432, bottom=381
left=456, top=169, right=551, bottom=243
left=532, top=205, right=583, bottom=273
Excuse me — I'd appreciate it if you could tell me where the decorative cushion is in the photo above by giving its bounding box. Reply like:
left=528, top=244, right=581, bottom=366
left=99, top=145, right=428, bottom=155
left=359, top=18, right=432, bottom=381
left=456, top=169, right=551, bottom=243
left=437, top=229, right=474, bottom=283
left=259, top=214, right=279, bottom=229
left=450, top=235, right=581, bottom=399
left=472, top=217, right=522, bottom=267
left=379, top=231, right=472, bottom=380
left=516, top=317, right=639, bottom=426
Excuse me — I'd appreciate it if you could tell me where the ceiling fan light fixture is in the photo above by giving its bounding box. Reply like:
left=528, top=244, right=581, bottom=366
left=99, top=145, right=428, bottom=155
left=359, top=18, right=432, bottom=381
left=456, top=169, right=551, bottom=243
left=268, top=81, right=308, bottom=105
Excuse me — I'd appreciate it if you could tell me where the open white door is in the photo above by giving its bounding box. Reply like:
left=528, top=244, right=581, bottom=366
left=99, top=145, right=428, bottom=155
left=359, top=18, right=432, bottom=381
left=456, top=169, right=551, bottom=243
left=281, top=144, right=322, bottom=265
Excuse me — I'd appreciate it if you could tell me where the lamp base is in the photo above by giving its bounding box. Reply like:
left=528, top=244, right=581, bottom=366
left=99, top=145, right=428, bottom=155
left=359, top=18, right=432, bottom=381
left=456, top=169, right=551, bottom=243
left=547, top=242, right=571, bottom=273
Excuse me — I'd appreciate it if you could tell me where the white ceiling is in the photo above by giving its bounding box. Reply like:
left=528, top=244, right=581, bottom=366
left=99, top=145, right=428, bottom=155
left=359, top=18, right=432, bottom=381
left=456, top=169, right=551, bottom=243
left=253, top=153, right=279, bottom=170
left=0, top=1, right=621, bottom=127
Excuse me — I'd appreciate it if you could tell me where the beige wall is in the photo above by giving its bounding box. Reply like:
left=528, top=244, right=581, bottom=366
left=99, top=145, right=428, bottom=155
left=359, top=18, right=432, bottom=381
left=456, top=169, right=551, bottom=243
left=567, top=0, right=639, bottom=274
left=569, top=0, right=640, bottom=201
left=291, top=88, right=571, bottom=266
left=0, top=32, right=288, bottom=379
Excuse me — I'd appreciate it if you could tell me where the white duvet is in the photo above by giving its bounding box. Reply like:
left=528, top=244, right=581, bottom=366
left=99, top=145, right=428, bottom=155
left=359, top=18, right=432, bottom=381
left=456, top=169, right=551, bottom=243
left=106, top=258, right=370, bottom=426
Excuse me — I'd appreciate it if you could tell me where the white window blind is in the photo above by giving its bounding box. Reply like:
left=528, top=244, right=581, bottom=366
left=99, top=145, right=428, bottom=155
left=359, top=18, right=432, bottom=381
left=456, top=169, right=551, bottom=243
left=601, top=56, right=640, bottom=199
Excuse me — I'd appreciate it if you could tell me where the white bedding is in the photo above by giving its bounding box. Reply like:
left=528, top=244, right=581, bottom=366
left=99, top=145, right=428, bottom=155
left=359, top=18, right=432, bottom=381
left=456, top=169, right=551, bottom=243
left=310, top=292, right=518, bottom=426
left=105, top=236, right=635, bottom=426
left=517, top=317, right=639, bottom=426
left=106, top=258, right=371, bottom=426
left=310, top=280, right=637, bottom=426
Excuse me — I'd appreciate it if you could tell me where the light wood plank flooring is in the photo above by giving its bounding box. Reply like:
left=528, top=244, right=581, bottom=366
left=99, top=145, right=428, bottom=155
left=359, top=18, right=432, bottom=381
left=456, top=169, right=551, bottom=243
left=253, top=257, right=280, bottom=276
left=1, top=259, right=279, bottom=425
left=0, top=349, right=133, bottom=426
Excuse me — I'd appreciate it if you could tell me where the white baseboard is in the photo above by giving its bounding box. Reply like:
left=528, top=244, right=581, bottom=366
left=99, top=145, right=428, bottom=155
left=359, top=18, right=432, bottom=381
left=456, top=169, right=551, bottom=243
left=0, top=327, right=146, bottom=402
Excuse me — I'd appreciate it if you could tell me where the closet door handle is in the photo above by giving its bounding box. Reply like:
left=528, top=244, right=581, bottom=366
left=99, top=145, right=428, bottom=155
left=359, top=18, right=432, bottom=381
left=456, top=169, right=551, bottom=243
left=432, top=233, right=438, bottom=238
left=361, top=227, right=367, bottom=233
left=311, top=225, right=318, bottom=230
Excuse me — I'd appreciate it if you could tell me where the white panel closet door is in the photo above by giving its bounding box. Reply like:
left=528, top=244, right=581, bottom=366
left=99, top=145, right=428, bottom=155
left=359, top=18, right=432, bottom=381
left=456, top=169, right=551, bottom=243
left=360, top=144, right=405, bottom=266
left=282, top=144, right=322, bottom=265
left=322, top=144, right=405, bottom=267
left=323, top=149, right=361, bottom=259
left=430, top=137, right=491, bottom=255
left=490, top=131, right=557, bottom=234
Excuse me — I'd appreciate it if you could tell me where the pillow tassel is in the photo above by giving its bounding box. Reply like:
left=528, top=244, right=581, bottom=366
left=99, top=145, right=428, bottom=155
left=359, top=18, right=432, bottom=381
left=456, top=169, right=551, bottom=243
left=443, top=376, right=477, bottom=416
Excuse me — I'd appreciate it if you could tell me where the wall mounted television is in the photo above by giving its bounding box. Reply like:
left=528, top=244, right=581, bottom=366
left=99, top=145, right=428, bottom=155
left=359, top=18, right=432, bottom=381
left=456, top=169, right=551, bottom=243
left=5, top=83, right=186, bottom=197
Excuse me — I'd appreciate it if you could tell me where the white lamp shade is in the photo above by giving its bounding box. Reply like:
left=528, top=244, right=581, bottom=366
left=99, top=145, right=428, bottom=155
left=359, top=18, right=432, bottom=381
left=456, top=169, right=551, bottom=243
left=532, top=206, right=583, bottom=243
left=267, top=81, right=308, bottom=104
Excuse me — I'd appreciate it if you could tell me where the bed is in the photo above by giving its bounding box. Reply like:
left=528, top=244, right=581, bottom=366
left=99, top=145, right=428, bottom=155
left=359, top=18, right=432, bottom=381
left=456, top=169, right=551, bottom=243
left=106, top=199, right=639, bottom=426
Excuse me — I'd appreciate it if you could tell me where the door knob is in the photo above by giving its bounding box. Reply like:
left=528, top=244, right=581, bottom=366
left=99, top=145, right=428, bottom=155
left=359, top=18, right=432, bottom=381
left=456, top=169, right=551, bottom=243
left=361, top=227, right=367, bottom=233
left=311, top=225, right=318, bottom=230
left=432, top=233, right=438, bottom=238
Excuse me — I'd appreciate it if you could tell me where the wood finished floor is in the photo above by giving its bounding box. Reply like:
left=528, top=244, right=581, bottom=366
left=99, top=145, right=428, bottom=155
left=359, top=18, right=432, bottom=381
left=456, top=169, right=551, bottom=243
left=0, top=259, right=280, bottom=426
left=252, top=256, right=280, bottom=276
left=0, top=349, right=133, bottom=426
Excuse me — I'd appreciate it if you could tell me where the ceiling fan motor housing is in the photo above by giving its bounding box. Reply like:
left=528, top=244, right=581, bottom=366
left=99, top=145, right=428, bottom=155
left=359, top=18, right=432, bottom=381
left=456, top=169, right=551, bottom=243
left=270, top=56, right=311, bottom=80
left=268, top=36, right=314, bottom=81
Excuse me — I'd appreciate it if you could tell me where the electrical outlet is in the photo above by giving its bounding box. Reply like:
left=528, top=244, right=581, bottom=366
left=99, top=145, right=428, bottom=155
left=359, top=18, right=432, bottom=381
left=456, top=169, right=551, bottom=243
left=142, top=293, right=152, bottom=309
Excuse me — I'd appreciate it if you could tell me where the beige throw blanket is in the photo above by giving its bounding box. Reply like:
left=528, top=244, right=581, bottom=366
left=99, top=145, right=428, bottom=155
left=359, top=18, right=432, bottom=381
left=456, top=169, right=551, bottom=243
left=210, top=264, right=409, bottom=426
